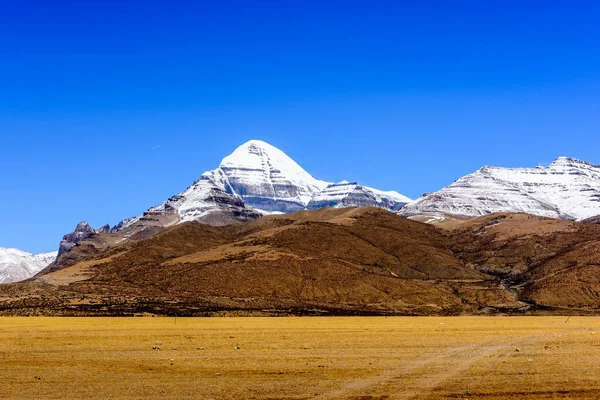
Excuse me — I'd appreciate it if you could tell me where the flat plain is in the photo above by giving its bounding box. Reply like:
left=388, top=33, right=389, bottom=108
left=1, top=317, right=600, bottom=399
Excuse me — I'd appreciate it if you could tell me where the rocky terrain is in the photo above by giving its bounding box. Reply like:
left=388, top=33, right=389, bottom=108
left=584, top=215, right=600, bottom=224
left=2, top=207, right=600, bottom=316
left=401, top=157, right=600, bottom=220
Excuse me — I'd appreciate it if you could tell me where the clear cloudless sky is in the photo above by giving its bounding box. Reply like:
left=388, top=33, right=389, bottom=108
left=1, top=0, right=599, bottom=253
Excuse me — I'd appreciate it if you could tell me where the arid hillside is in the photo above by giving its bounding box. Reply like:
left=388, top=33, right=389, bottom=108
left=1, top=207, right=599, bottom=316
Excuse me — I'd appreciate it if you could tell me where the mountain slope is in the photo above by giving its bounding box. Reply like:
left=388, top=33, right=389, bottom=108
left=442, top=213, right=600, bottom=310
left=134, top=175, right=262, bottom=226
left=51, top=176, right=261, bottom=269
left=0, top=248, right=57, bottom=284
left=0, top=207, right=525, bottom=316
left=4, top=207, right=600, bottom=315
left=401, top=157, right=600, bottom=220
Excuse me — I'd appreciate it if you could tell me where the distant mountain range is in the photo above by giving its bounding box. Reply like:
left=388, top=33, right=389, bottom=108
left=3, top=208, right=600, bottom=316
left=112, top=140, right=411, bottom=231
left=401, top=156, right=600, bottom=220
left=0, top=248, right=57, bottom=284
left=3, top=140, right=600, bottom=283
left=48, top=140, right=411, bottom=271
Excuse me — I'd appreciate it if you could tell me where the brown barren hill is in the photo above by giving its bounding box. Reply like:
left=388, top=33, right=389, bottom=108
left=1, top=207, right=600, bottom=315
left=445, top=213, right=600, bottom=311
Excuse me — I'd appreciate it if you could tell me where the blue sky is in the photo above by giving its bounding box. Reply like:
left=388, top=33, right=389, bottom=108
left=1, top=1, right=599, bottom=253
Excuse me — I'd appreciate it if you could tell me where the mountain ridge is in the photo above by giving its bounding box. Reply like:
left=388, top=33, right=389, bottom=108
left=0, top=248, right=58, bottom=284
left=46, top=140, right=410, bottom=271
left=5, top=142, right=600, bottom=284
left=3, top=207, right=600, bottom=316
left=401, top=156, right=600, bottom=220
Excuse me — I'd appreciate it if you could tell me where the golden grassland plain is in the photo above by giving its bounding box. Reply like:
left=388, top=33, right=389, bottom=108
left=1, top=317, right=600, bottom=399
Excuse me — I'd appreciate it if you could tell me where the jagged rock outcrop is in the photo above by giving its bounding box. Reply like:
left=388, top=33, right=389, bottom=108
left=58, top=222, right=97, bottom=256
left=401, top=157, right=600, bottom=220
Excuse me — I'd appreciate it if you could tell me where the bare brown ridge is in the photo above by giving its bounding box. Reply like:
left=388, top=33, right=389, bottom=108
left=1, top=207, right=600, bottom=316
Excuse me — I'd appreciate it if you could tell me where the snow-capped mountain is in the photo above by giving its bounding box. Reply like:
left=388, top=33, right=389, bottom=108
left=111, top=176, right=261, bottom=234
left=0, top=248, right=58, bottom=284
left=307, top=181, right=410, bottom=211
left=206, top=140, right=410, bottom=213
left=57, top=140, right=411, bottom=262
left=118, top=139, right=409, bottom=230
left=208, top=140, right=330, bottom=212
left=401, top=157, right=600, bottom=220
left=141, top=175, right=262, bottom=225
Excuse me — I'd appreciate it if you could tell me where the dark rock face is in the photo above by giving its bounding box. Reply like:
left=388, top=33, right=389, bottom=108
left=583, top=215, right=600, bottom=224
left=57, top=222, right=117, bottom=257
left=232, top=195, right=306, bottom=213
left=58, top=222, right=97, bottom=256
left=96, top=224, right=111, bottom=234
left=110, top=217, right=137, bottom=233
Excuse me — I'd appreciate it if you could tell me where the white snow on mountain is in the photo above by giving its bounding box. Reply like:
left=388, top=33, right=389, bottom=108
left=109, top=139, right=412, bottom=233
left=209, top=140, right=330, bottom=212
left=147, top=174, right=261, bottom=225
left=307, top=181, right=410, bottom=211
left=401, top=157, right=600, bottom=220
left=205, top=140, right=412, bottom=213
left=0, top=248, right=58, bottom=284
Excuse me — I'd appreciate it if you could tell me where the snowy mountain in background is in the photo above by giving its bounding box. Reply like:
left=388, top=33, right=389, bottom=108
left=10, top=139, right=600, bottom=273
left=208, top=140, right=330, bottom=212
left=140, top=175, right=262, bottom=225
left=50, top=139, right=412, bottom=264
left=117, top=140, right=410, bottom=230
left=307, top=181, right=410, bottom=211
left=0, top=248, right=58, bottom=284
left=401, top=157, right=600, bottom=220
left=208, top=140, right=409, bottom=213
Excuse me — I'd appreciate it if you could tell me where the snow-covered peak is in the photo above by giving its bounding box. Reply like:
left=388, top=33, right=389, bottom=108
left=0, top=248, right=58, bottom=284
left=212, top=140, right=330, bottom=212
left=83, top=139, right=411, bottom=249
left=549, top=156, right=599, bottom=169
left=219, top=140, right=328, bottom=192
left=401, top=157, right=600, bottom=220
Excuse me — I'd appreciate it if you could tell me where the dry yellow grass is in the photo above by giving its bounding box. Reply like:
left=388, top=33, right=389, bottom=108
left=1, top=317, right=600, bottom=399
